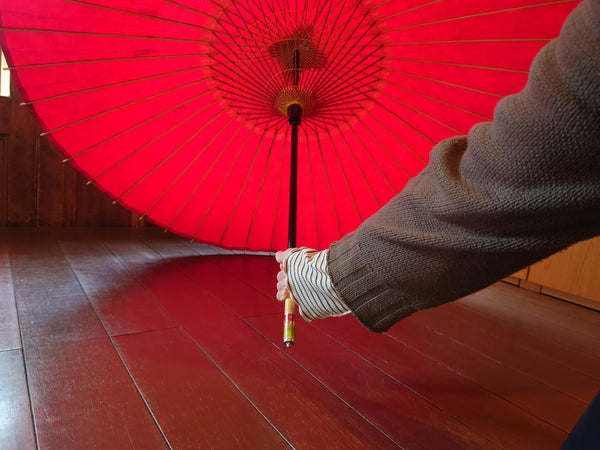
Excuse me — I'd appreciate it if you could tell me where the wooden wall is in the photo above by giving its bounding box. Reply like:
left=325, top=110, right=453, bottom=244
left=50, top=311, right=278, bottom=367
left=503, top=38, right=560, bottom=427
left=0, top=83, right=139, bottom=227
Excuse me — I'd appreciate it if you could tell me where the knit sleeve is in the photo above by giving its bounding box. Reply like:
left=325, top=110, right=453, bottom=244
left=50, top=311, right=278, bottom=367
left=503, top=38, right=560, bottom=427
left=328, top=0, right=600, bottom=332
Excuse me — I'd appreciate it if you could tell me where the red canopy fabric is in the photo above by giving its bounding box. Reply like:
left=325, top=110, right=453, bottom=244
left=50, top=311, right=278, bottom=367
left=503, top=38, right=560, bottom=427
left=0, top=0, right=579, bottom=251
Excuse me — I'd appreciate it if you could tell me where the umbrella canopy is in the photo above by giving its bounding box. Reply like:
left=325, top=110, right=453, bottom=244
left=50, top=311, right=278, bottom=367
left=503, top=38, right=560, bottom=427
left=0, top=0, right=579, bottom=251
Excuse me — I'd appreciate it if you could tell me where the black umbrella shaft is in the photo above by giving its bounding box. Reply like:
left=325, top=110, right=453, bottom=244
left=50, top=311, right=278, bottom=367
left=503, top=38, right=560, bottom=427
left=288, top=120, right=298, bottom=248
left=287, top=48, right=301, bottom=248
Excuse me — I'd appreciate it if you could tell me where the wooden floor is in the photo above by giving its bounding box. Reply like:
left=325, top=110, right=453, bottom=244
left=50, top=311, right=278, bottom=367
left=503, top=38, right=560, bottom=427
left=1, top=228, right=599, bottom=449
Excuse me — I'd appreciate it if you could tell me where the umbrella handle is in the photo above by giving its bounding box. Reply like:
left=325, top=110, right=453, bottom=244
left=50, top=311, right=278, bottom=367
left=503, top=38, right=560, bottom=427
left=283, top=297, right=296, bottom=347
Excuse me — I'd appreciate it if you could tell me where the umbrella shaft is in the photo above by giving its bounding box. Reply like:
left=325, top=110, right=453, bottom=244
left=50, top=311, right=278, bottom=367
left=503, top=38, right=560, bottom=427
left=288, top=120, right=298, bottom=248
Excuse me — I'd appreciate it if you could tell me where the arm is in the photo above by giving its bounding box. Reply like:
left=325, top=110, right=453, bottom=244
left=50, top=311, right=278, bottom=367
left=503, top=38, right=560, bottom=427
left=278, top=0, right=600, bottom=332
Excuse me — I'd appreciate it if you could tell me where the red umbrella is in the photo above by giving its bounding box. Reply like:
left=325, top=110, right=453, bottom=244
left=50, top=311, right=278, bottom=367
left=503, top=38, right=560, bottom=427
left=0, top=0, right=579, bottom=252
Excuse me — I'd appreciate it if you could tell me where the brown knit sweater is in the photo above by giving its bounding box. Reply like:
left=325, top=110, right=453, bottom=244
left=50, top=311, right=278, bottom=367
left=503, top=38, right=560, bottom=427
left=328, top=0, right=600, bottom=332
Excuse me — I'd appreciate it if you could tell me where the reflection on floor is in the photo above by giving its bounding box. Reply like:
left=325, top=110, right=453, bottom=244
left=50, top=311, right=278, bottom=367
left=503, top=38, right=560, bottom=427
left=1, top=228, right=599, bottom=449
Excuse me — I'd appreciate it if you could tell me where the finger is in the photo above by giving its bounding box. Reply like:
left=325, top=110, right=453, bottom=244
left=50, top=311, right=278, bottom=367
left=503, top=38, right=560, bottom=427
left=276, top=279, right=287, bottom=291
left=275, top=248, right=293, bottom=264
left=276, top=289, right=288, bottom=301
left=277, top=270, right=286, bottom=281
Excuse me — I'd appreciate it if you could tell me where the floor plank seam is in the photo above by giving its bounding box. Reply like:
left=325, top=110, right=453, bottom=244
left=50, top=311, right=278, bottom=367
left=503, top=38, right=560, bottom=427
left=8, top=245, right=40, bottom=450
left=59, top=240, right=174, bottom=450
left=99, top=237, right=294, bottom=447
left=311, top=324, right=500, bottom=448
left=240, top=318, right=405, bottom=449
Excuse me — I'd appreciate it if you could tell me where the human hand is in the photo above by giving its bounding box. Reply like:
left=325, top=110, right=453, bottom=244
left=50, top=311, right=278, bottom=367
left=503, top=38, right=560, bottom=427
left=275, top=248, right=295, bottom=303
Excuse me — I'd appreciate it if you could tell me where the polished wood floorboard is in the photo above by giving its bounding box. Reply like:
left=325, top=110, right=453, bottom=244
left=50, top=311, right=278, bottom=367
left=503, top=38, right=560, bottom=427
left=1, top=227, right=598, bottom=449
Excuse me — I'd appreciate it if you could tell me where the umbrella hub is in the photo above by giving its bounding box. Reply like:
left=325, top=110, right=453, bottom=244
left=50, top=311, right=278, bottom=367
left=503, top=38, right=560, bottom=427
left=276, top=87, right=315, bottom=119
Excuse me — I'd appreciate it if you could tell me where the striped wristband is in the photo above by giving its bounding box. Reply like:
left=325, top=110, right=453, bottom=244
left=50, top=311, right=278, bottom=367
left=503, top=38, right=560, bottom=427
left=284, top=248, right=351, bottom=321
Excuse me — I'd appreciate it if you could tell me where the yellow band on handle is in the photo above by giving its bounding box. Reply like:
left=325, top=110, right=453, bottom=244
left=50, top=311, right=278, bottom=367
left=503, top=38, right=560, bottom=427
left=283, top=297, right=296, bottom=347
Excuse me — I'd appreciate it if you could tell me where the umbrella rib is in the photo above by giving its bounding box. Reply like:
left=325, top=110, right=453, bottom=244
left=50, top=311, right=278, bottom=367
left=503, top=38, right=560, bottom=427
left=269, top=126, right=290, bottom=251
left=140, top=115, right=238, bottom=220
left=381, top=79, right=492, bottom=121
left=368, top=95, right=437, bottom=145
left=209, top=8, right=285, bottom=96
left=361, top=108, right=427, bottom=166
left=60, top=0, right=218, bottom=34
left=218, top=127, right=269, bottom=247
left=337, top=127, right=383, bottom=209
left=209, top=53, right=280, bottom=101
left=22, top=65, right=208, bottom=105
left=387, top=68, right=504, bottom=98
left=302, top=127, right=320, bottom=249
left=0, top=26, right=212, bottom=43
left=244, top=122, right=285, bottom=250
left=326, top=129, right=364, bottom=223
left=373, top=0, right=443, bottom=20
left=68, top=89, right=215, bottom=162
left=40, top=77, right=212, bottom=136
left=303, top=0, right=362, bottom=93
left=354, top=114, right=412, bottom=180
left=214, top=1, right=287, bottom=95
left=191, top=130, right=255, bottom=241
left=383, top=0, right=579, bottom=31
left=7, top=53, right=208, bottom=70
left=386, top=56, right=529, bottom=74
left=386, top=38, right=554, bottom=45
left=376, top=87, right=465, bottom=136
left=166, top=120, right=246, bottom=233
left=347, top=123, right=397, bottom=196
left=114, top=107, right=229, bottom=204
left=90, top=96, right=220, bottom=186
left=315, top=133, right=343, bottom=241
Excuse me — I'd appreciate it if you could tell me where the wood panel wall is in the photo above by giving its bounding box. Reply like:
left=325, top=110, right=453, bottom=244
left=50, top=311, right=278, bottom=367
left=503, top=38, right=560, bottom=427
left=0, top=83, right=139, bottom=227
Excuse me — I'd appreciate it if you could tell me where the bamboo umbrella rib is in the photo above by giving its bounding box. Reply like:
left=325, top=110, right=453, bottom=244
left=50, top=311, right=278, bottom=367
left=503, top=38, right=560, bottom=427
left=302, top=127, right=320, bottom=249
left=219, top=128, right=269, bottom=246
left=303, top=0, right=364, bottom=92
left=244, top=122, right=285, bottom=249
left=386, top=38, right=553, bottom=45
left=311, top=45, right=382, bottom=99
left=359, top=110, right=425, bottom=169
left=386, top=56, right=529, bottom=73
left=0, top=26, right=214, bottom=43
left=337, top=127, right=382, bottom=209
left=162, top=0, right=224, bottom=20
left=214, top=2, right=286, bottom=96
left=210, top=7, right=284, bottom=94
left=209, top=54, right=281, bottom=101
left=354, top=114, right=412, bottom=180
left=140, top=115, right=238, bottom=219
left=387, top=68, right=504, bottom=98
left=40, top=77, right=212, bottom=136
left=315, top=133, right=343, bottom=240
left=376, top=87, right=465, bottom=136
left=326, top=128, right=364, bottom=222
left=310, top=30, right=381, bottom=97
left=22, top=66, right=208, bottom=105
left=192, top=131, right=255, bottom=241
left=208, top=41, right=283, bottom=98
left=7, top=53, right=207, bottom=71
left=369, top=95, right=437, bottom=144
left=375, top=0, right=443, bottom=20
left=383, top=0, right=578, bottom=31
left=89, top=96, right=220, bottom=186
left=303, top=0, right=359, bottom=91
left=347, top=122, right=396, bottom=196
left=166, top=120, right=245, bottom=233
left=114, top=107, right=229, bottom=204
left=311, top=47, right=383, bottom=102
left=61, top=0, right=218, bottom=34
left=381, top=78, right=492, bottom=121
left=72, top=89, right=215, bottom=163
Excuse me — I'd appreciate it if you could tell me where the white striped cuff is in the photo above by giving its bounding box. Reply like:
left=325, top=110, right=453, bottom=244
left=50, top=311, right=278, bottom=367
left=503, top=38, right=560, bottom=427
left=283, top=248, right=351, bottom=321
